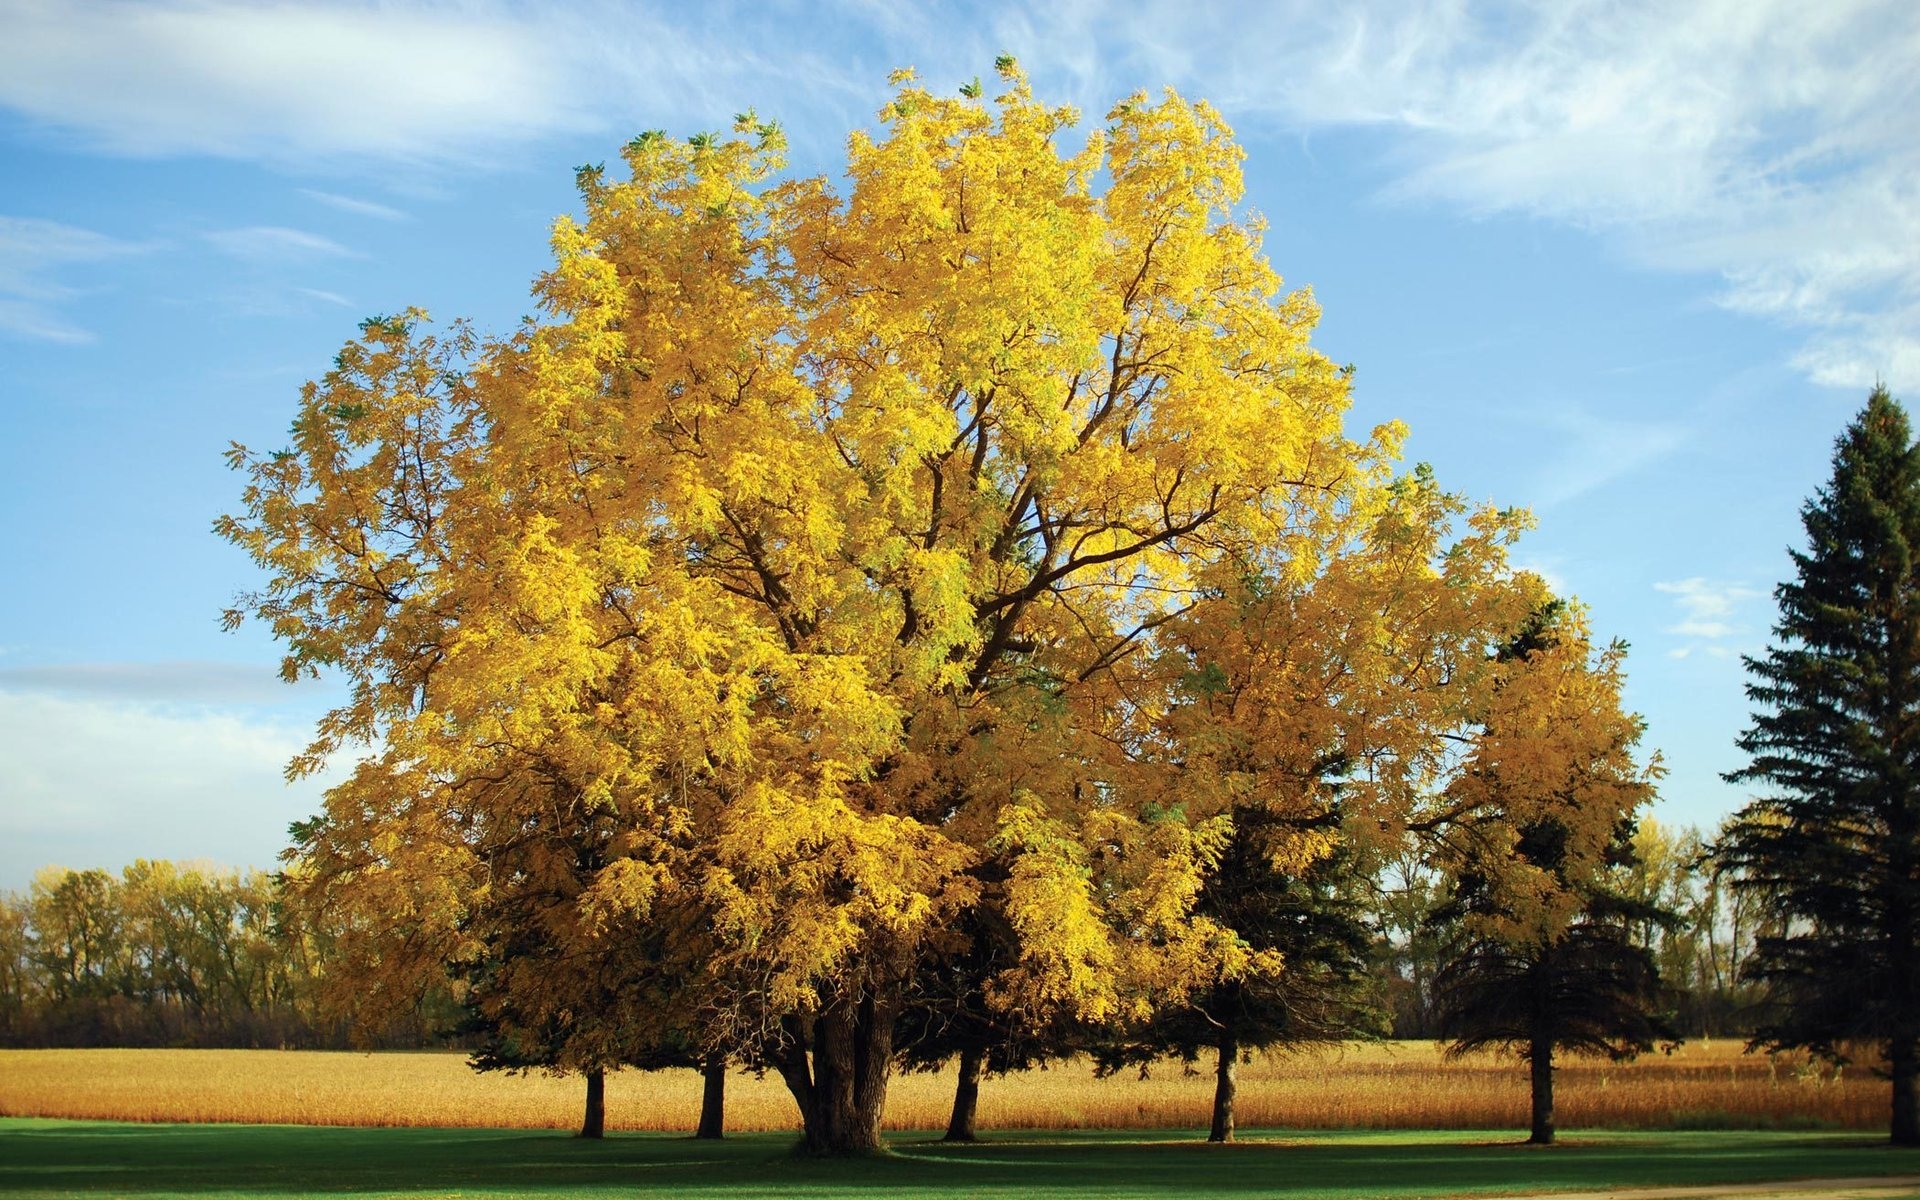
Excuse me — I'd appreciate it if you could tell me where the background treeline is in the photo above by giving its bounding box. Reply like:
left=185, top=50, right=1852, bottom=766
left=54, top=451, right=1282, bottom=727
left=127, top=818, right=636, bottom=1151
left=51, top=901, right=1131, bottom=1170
left=0, top=817, right=1765, bottom=1051
left=0, top=861, right=457, bottom=1049
left=1376, top=816, right=1769, bottom=1041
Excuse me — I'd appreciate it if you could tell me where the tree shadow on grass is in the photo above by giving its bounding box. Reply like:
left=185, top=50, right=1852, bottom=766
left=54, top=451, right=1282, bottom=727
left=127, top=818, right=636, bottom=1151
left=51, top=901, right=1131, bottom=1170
left=0, top=1121, right=1911, bottom=1199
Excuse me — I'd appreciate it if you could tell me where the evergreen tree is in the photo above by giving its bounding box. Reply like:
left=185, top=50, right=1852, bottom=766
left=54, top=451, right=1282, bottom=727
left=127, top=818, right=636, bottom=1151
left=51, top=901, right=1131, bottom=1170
left=1722, top=385, right=1920, bottom=1145
left=1429, top=604, right=1671, bottom=1144
left=893, top=902, right=1078, bottom=1143
left=1432, top=821, right=1677, bottom=1144
left=1096, top=819, right=1383, bottom=1142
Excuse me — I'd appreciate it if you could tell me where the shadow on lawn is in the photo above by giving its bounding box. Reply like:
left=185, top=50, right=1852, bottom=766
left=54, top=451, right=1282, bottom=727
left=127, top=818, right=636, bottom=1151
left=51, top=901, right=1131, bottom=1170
left=0, top=1121, right=1913, bottom=1198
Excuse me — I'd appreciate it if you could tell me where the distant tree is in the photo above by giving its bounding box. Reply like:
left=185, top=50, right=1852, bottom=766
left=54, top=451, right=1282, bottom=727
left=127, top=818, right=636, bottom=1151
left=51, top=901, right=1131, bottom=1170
left=1371, top=851, right=1448, bottom=1038
left=5, top=863, right=331, bottom=1049
left=27, top=868, right=127, bottom=1008
left=1722, top=385, right=1920, bottom=1145
left=0, top=893, right=33, bottom=1040
left=1431, top=606, right=1671, bottom=1144
left=1691, top=817, right=1775, bottom=1036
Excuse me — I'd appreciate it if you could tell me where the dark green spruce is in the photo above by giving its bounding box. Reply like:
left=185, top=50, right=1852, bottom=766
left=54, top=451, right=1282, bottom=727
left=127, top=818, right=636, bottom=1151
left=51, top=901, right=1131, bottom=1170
left=1722, top=385, right=1920, bottom=1146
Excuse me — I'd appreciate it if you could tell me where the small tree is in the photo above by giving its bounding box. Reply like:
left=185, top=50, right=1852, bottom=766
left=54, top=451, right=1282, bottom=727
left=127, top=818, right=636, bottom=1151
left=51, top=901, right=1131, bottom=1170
left=0, top=893, right=36, bottom=1042
left=1097, top=827, right=1382, bottom=1142
left=1431, top=606, right=1670, bottom=1144
left=1433, top=843, right=1677, bottom=1145
left=893, top=902, right=1081, bottom=1143
left=1117, top=465, right=1538, bottom=1141
left=1722, top=385, right=1920, bottom=1145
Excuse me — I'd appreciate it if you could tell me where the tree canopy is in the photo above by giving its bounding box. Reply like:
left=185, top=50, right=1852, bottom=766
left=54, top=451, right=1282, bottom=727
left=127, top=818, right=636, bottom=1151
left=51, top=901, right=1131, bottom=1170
left=221, top=63, right=1552, bottom=1153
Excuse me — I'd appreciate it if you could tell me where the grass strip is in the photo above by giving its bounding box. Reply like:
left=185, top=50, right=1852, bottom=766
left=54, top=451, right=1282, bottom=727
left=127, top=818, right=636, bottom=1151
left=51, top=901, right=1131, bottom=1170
left=3, top=1120, right=1918, bottom=1199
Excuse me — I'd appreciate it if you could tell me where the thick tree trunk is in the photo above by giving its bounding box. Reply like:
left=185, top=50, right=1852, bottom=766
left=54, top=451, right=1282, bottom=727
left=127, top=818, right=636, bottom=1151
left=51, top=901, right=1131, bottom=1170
left=944, top=1044, right=984, bottom=1142
left=1893, top=1036, right=1920, bottom=1146
left=773, top=995, right=897, bottom=1155
left=580, top=1068, right=606, bottom=1139
left=1528, top=1039, right=1555, bottom=1145
left=1209, top=1025, right=1239, bottom=1143
left=696, top=1052, right=726, bottom=1139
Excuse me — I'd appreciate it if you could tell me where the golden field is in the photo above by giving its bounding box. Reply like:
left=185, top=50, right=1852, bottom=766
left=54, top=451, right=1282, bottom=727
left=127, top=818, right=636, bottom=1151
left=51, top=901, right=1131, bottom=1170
left=0, top=1041, right=1883, bottom=1133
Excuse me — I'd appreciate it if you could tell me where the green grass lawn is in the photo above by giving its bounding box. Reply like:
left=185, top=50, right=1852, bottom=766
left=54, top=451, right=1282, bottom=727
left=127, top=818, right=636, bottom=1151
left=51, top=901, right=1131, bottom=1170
left=2, top=1120, right=1917, bottom=1199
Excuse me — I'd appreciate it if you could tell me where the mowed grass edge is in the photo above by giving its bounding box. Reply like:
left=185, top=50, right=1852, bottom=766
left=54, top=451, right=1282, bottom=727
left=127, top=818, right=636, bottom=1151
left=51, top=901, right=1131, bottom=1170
left=3, top=1120, right=1919, bottom=1200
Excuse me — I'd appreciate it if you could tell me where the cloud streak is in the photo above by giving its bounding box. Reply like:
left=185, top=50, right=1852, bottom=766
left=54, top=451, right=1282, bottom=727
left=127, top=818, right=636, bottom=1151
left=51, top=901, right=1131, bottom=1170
left=1524, top=408, right=1689, bottom=508
left=1656, top=577, right=1765, bottom=658
left=0, top=214, right=148, bottom=342
left=0, top=0, right=865, bottom=167
left=204, top=225, right=355, bottom=263
left=299, top=189, right=409, bottom=222
left=1178, top=0, right=1920, bottom=390
left=0, top=0, right=592, bottom=163
left=0, top=660, right=335, bottom=706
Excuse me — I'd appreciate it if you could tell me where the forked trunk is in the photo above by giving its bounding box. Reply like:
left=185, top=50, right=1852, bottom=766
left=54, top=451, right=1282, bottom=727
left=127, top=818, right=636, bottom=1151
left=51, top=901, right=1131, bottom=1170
left=944, top=1044, right=984, bottom=1142
left=1528, top=1038, right=1554, bottom=1145
left=774, top=994, right=897, bottom=1155
left=1209, top=1025, right=1239, bottom=1143
left=696, top=1052, right=726, bottom=1140
left=580, top=1068, right=606, bottom=1139
left=1893, top=1036, right=1920, bottom=1146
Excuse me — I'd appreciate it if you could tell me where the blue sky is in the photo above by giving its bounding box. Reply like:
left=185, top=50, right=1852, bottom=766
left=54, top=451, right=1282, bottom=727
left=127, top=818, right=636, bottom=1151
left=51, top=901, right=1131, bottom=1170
left=1, top=0, right=1916, bottom=890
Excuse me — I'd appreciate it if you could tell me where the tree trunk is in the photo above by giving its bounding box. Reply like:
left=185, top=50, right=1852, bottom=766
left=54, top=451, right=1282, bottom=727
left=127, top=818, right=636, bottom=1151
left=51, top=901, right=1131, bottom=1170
left=1893, top=1036, right=1920, bottom=1146
left=944, top=1044, right=984, bottom=1142
left=773, top=994, right=897, bottom=1155
left=696, top=1052, right=726, bottom=1139
left=1209, top=1025, right=1239, bottom=1143
left=1528, top=1038, right=1554, bottom=1145
left=579, top=1068, right=606, bottom=1139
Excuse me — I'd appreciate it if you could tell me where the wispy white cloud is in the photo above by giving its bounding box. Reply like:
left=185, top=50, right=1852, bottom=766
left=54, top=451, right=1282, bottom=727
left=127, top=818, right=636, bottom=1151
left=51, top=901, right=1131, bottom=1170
left=204, top=225, right=355, bottom=263
left=0, top=688, right=339, bottom=889
left=1656, top=577, right=1765, bottom=657
left=0, top=0, right=591, bottom=162
left=1101, top=0, right=1920, bottom=391
left=299, top=189, right=408, bottom=222
left=1520, top=406, right=1689, bottom=508
left=294, top=286, right=353, bottom=308
left=865, top=0, right=1920, bottom=392
left=0, top=0, right=866, bottom=166
left=0, top=214, right=149, bottom=342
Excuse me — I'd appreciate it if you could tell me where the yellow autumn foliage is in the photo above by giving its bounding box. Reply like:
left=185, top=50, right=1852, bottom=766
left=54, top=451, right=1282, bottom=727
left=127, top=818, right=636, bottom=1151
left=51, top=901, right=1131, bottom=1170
left=220, top=63, right=1547, bottom=1149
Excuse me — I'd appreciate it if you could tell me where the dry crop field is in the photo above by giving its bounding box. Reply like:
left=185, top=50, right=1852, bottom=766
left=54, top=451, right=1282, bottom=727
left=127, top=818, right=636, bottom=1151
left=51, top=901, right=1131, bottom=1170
left=0, top=1041, right=1883, bottom=1134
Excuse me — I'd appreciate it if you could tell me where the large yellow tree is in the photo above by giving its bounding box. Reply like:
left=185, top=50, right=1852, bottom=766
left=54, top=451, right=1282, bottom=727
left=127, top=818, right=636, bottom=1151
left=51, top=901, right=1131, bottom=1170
left=224, top=63, right=1395, bottom=1153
